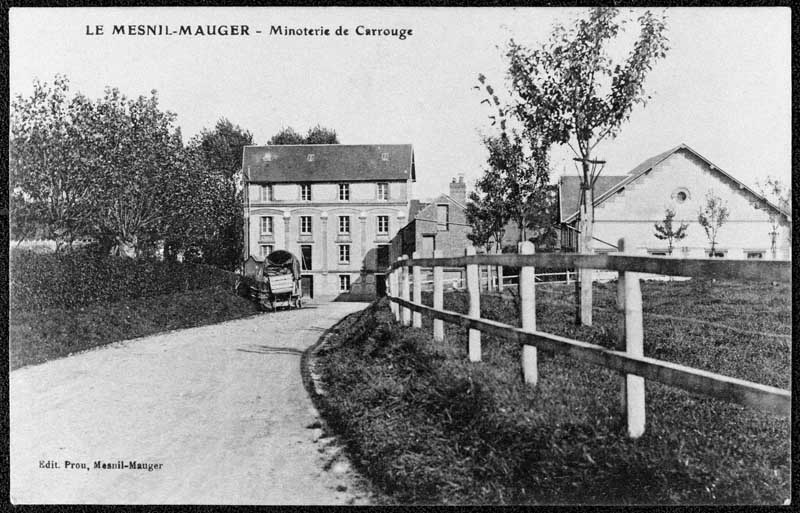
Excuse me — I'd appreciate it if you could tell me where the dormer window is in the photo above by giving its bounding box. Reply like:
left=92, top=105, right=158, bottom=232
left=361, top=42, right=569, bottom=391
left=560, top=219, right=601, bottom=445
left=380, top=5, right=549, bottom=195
left=338, top=183, right=350, bottom=201
left=307, top=153, right=315, bottom=162
left=300, top=183, right=312, bottom=201
left=262, top=152, right=273, bottom=162
left=381, top=152, right=389, bottom=161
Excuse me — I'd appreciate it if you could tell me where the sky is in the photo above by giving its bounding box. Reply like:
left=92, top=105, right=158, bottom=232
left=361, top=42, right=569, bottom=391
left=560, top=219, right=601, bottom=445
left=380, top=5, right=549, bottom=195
left=9, top=7, right=791, bottom=202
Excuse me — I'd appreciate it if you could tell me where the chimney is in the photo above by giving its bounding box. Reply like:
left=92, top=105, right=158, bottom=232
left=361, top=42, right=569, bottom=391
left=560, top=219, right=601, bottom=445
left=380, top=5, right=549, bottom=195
left=449, top=174, right=467, bottom=204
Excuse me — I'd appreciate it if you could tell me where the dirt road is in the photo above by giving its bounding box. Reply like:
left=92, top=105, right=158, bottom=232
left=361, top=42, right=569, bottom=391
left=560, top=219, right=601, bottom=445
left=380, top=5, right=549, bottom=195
left=10, top=301, right=370, bottom=505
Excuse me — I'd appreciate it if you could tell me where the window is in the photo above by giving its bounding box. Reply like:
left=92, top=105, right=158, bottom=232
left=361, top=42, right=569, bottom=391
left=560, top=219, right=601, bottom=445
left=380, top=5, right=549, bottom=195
left=259, top=184, right=273, bottom=202
left=437, top=204, right=449, bottom=231
left=338, top=183, right=350, bottom=201
left=300, top=216, right=312, bottom=234
left=259, top=244, right=273, bottom=257
left=300, top=184, right=312, bottom=201
left=377, top=215, right=389, bottom=235
left=672, top=187, right=690, bottom=203
left=339, top=274, right=351, bottom=292
left=647, top=250, right=668, bottom=256
left=259, top=216, right=273, bottom=235
left=338, top=244, right=350, bottom=264
left=746, top=251, right=765, bottom=259
left=338, top=215, right=350, bottom=234
left=708, top=250, right=726, bottom=258
left=377, top=183, right=389, bottom=201
left=301, top=245, right=312, bottom=270
left=307, top=153, right=315, bottom=162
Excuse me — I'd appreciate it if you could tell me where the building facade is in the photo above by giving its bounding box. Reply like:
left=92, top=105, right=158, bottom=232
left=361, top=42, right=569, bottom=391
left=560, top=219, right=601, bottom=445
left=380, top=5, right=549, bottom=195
left=391, top=175, right=470, bottom=261
left=558, top=144, right=791, bottom=260
left=242, top=144, right=415, bottom=300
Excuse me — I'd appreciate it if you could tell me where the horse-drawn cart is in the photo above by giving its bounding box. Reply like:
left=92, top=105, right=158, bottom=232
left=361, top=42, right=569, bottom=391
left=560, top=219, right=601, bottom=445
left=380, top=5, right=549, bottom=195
left=237, top=250, right=302, bottom=311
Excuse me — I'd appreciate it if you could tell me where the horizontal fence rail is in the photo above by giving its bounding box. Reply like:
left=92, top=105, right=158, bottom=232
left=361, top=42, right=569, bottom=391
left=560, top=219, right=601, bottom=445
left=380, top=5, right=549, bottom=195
left=391, top=296, right=790, bottom=417
left=384, top=245, right=790, bottom=438
left=389, top=253, right=791, bottom=282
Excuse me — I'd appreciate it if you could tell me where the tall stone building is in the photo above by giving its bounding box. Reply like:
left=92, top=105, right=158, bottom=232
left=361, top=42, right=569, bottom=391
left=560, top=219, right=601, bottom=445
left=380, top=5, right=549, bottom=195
left=242, top=144, right=415, bottom=299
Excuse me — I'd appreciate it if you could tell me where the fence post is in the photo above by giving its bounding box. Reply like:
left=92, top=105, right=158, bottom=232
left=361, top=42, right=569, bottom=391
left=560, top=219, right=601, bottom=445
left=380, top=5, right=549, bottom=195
left=412, top=251, right=422, bottom=328
left=624, top=261, right=646, bottom=439
left=466, top=246, right=481, bottom=362
left=519, top=241, right=537, bottom=385
left=433, top=249, right=444, bottom=342
left=615, top=238, right=627, bottom=411
left=400, top=255, right=411, bottom=326
left=497, top=246, right=504, bottom=292
left=389, top=262, right=399, bottom=321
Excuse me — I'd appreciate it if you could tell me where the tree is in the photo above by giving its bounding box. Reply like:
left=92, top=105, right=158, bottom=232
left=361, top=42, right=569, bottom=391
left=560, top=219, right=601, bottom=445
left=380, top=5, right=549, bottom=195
left=268, top=126, right=305, bottom=145
left=76, top=88, right=187, bottom=257
left=753, top=176, right=791, bottom=259
left=304, top=124, right=339, bottom=144
left=10, top=76, right=98, bottom=249
left=268, top=125, right=340, bottom=145
left=465, top=167, right=507, bottom=252
left=653, top=208, right=688, bottom=255
left=186, top=119, right=254, bottom=270
left=472, top=75, right=553, bottom=246
left=198, top=118, right=253, bottom=179
left=503, top=7, right=668, bottom=324
left=697, top=190, right=730, bottom=257
left=505, top=8, right=667, bottom=245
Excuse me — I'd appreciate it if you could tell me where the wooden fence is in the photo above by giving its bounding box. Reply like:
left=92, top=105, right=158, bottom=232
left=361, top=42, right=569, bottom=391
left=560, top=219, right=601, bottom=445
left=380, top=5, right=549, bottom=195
left=385, top=240, right=791, bottom=438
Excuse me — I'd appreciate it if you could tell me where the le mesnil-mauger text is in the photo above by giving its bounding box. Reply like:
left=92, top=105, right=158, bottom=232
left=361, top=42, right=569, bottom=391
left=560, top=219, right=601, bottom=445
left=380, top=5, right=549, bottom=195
left=86, top=24, right=414, bottom=40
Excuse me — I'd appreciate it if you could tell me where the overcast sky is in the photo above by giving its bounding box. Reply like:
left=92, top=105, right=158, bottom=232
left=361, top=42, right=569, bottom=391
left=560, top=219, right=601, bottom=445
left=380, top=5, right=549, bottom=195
left=10, top=7, right=791, bottom=201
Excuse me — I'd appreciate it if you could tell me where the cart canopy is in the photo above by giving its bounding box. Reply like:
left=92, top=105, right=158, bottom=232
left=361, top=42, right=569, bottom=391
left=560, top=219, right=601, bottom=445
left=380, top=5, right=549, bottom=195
left=263, top=250, right=302, bottom=280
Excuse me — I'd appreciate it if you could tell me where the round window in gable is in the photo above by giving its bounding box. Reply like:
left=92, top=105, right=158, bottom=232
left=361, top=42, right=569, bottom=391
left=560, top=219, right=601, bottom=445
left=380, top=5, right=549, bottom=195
left=672, top=188, right=690, bottom=203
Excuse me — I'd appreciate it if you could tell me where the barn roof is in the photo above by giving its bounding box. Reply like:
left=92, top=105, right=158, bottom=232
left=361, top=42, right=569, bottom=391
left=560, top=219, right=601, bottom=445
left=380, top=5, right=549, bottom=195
left=242, top=144, right=415, bottom=183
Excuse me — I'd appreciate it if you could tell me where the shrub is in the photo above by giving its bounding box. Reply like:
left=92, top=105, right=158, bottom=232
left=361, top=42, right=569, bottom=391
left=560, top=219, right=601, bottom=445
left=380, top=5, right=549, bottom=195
left=9, top=248, right=236, bottom=311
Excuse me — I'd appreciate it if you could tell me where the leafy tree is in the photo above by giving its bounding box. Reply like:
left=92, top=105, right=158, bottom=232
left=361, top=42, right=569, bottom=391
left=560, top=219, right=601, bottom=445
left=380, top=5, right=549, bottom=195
left=465, top=168, right=507, bottom=252
left=505, top=7, right=669, bottom=256
left=472, top=75, right=553, bottom=246
left=653, top=208, right=688, bottom=255
left=268, top=126, right=305, bottom=145
left=198, top=118, right=253, bottom=179
left=304, top=124, right=339, bottom=144
left=10, top=76, right=98, bottom=249
left=268, top=125, right=339, bottom=145
left=753, top=176, right=791, bottom=259
left=187, top=119, right=254, bottom=269
left=525, top=184, right=560, bottom=249
left=74, top=88, right=187, bottom=257
left=697, top=190, right=730, bottom=257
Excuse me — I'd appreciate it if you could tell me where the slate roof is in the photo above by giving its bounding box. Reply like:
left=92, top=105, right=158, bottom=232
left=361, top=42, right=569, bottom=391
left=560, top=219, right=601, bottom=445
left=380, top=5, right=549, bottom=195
left=559, top=143, right=791, bottom=223
left=558, top=175, right=627, bottom=223
left=243, top=144, right=415, bottom=183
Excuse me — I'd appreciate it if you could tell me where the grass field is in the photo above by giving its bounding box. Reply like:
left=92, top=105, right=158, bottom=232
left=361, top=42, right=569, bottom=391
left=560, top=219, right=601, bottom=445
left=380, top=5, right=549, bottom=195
left=10, top=285, right=260, bottom=370
left=315, top=278, right=790, bottom=505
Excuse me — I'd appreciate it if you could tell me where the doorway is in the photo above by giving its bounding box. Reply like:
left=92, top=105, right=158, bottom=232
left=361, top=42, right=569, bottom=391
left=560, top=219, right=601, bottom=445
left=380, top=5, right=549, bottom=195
left=301, top=275, right=314, bottom=299
left=375, top=274, right=386, bottom=297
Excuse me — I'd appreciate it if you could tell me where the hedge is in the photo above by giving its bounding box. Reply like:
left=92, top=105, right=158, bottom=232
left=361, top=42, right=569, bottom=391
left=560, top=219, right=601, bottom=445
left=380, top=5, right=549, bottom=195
left=10, top=249, right=237, bottom=311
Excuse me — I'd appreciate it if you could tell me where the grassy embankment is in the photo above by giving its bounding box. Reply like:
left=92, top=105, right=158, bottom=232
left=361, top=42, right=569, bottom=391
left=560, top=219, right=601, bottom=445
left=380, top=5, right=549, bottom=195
left=10, top=249, right=259, bottom=370
left=314, top=278, right=790, bottom=505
